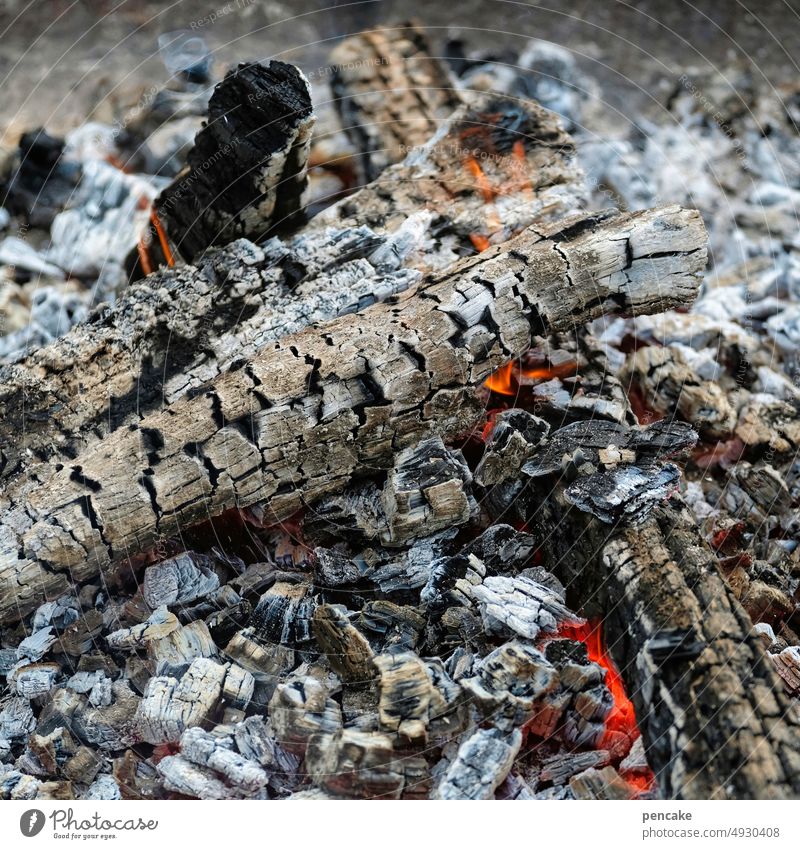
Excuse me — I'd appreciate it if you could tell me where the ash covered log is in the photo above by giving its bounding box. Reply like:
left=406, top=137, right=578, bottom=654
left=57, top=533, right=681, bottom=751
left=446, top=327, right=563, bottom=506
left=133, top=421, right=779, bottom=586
left=0, top=205, right=706, bottom=623
left=0, top=90, right=581, bottom=486
left=330, top=22, right=462, bottom=182
left=539, top=496, right=800, bottom=799
left=155, top=61, right=315, bottom=260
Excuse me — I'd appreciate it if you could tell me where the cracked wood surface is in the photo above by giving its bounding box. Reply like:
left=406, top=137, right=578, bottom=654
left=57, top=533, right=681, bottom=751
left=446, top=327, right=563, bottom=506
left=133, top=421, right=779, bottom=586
left=0, top=93, right=580, bottom=486
left=0, top=205, right=707, bottom=623
left=540, top=496, right=800, bottom=800
left=329, top=22, right=462, bottom=182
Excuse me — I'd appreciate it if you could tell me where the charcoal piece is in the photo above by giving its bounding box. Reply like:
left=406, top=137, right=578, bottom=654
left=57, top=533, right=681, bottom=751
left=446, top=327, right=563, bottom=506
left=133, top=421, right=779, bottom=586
left=248, top=580, right=315, bottom=647
left=770, top=646, right=800, bottom=696
left=8, top=662, right=61, bottom=698
left=268, top=670, right=342, bottom=755
left=156, top=61, right=314, bottom=259
left=362, top=531, right=454, bottom=593
left=147, top=619, right=219, bottom=677
left=158, top=727, right=269, bottom=799
left=461, top=524, right=538, bottom=576
left=421, top=553, right=486, bottom=614
left=305, top=728, right=412, bottom=799
left=470, top=574, right=583, bottom=640
left=569, top=766, right=635, bottom=800
left=223, top=628, right=295, bottom=684
left=2, top=129, right=80, bottom=227
left=106, top=606, right=180, bottom=650
left=330, top=22, right=461, bottom=182
left=134, top=657, right=231, bottom=745
left=311, top=604, right=376, bottom=685
left=374, top=652, right=465, bottom=744
left=303, top=482, right=387, bottom=545
left=313, top=547, right=361, bottom=588
left=381, top=437, right=474, bottom=546
left=71, top=682, right=141, bottom=751
left=539, top=750, right=611, bottom=786
left=357, top=601, right=425, bottom=652
left=627, top=418, right=698, bottom=463
left=27, top=727, right=76, bottom=776
left=462, top=641, right=562, bottom=729
left=564, top=463, right=681, bottom=525
left=475, top=410, right=550, bottom=487
left=522, top=420, right=630, bottom=478
left=62, top=746, right=103, bottom=785
left=622, top=344, right=737, bottom=439
left=434, top=728, right=522, bottom=800
left=142, top=551, right=220, bottom=610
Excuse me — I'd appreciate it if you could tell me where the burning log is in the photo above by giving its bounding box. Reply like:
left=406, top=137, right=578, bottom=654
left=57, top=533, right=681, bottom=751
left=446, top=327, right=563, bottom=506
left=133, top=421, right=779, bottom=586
left=0, top=89, right=580, bottom=485
left=541, top=496, right=800, bottom=799
left=330, top=22, right=462, bottom=182
left=154, top=61, right=315, bottom=261
left=0, top=205, right=706, bottom=623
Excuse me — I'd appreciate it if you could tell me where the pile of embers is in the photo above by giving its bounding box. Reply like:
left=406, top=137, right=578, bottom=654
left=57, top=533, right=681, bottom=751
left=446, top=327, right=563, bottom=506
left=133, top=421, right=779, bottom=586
left=1, top=23, right=799, bottom=801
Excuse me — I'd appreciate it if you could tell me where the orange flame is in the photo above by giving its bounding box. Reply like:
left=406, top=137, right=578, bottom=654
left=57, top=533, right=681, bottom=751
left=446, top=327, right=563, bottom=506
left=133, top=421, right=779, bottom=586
left=150, top=208, right=175, bottom=268
left=559, top=620, right=637, bottom=745
left=558, top=620, right=656, bottom=792
left=469, top=233, right=491, bottom=253
left=484, top=357, right=579, bottom=396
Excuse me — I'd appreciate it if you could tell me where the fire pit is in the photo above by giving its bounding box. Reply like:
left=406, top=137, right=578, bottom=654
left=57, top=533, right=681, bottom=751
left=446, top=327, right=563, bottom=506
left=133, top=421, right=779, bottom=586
left=0, top=12, right=799, bottom=804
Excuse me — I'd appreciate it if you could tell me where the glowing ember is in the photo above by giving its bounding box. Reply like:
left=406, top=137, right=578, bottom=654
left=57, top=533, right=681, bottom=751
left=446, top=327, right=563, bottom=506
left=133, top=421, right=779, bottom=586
left=150, top=208, right=175, bottom=268
left=558, top=620, right=638, bottom=743
left=484, top=356, right=579, bottom=396
left=469, top=233, right=491, bottom=253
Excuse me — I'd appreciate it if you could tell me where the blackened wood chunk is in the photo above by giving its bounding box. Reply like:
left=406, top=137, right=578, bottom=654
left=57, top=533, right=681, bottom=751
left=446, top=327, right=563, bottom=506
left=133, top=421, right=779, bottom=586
left=471, top=574, right=582, bottom=641
left=374, top=652, right=466, bottom=744
left=156, top=61, right=314, bottom=259
left=248, top=579, right=315, bottom=647
left=435, top=728, right=522, bottom=800
left=268, top=669, right=342, bottom=754
left=2, top=129, right=80, bottom=227
left=462, top=524, right=538, bottom=576
left=133, top=657, right=231, bottom=745
left=622, top=345, right=736, bottom=439
left=142, top=551, right=220, bottom=610
left=522, top=420, right=630, bottom=478
left=475, top=410, right=550, bottom=488
left=569, top=766, right=635, bottom=800
left=357, top=600, right=425, bottom=652
left=313, top=547, right=361, bottom=588
left=564, top=463, right=681, bottom=525
left=381, top=437, right=474, bottom=546
left=306, top=727, right=412, bottom=799
left=462, top=640, right=564, bottom=730
left=72, top=682, right=141, bottom=751
left=312, top=604, right=376, bottom=684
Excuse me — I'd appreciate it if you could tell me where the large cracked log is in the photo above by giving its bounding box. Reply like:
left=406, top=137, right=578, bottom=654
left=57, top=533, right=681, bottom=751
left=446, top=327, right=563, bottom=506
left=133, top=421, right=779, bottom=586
left=538, top=495, right=800, bottom=800
left=0, top=92, right=580, bottom=486
left=0, top=205, right=706, bottom=623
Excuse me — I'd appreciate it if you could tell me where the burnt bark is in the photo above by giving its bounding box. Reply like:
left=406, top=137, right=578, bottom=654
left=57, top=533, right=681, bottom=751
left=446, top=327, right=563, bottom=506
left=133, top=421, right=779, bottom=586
left=0, top=205, right=706, bottom=623
left=155, top=61, right=315, bottom=260
left=540, top=496, right=800, bottom=800
left=330, top=22, right=462, bottom=182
